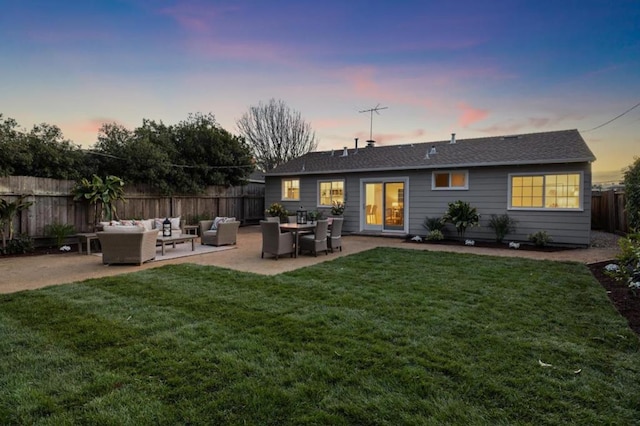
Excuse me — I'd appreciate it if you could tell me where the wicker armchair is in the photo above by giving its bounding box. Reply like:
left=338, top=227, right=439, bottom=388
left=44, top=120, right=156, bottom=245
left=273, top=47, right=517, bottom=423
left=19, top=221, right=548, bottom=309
left=97, top=229, right=158, bottom=265
left=298, top=220, right=329, bottom=256
left=260, top=220, right=294, bottom=260
left=199, top=220, right=240, bottom=246
left=328, top=217, right=343, bottom=252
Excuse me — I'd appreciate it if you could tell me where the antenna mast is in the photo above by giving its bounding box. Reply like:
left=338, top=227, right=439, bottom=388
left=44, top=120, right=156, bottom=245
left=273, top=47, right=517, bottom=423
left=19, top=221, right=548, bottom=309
left=359, top=104, right=388, bottom=141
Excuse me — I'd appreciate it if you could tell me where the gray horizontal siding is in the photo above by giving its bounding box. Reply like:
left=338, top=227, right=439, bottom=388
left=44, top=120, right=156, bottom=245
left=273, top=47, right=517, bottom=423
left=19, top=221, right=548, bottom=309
left=265, top=162, right=592, bottom=246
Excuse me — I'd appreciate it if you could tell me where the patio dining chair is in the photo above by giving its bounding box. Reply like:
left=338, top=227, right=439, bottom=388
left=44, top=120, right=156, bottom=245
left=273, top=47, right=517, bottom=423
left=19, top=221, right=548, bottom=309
left=298, top=219, right=329, bottom=256
left=327, top=217, right=343, bottom=252
left=260, top=220, right=294, bottom=260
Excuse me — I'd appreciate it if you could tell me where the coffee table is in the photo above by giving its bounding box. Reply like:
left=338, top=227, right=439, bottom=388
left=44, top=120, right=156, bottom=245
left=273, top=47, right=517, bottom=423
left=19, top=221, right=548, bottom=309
left=156, top=234, right=197, bottom=256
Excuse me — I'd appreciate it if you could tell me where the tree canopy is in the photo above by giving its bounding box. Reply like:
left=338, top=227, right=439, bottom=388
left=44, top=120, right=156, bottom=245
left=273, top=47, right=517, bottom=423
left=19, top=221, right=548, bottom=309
left=92, top=113, right=254, bottom=194
left=0, top=112, right=255, bottom=194
left=236, top=98, right=318, bottom=171
left=0, top=114, right=89, bottom=180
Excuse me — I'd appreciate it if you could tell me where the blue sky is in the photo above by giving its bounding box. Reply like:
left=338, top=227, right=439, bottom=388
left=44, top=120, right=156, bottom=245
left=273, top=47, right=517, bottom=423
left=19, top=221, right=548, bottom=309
left=1, top=0, right=638, bottom=183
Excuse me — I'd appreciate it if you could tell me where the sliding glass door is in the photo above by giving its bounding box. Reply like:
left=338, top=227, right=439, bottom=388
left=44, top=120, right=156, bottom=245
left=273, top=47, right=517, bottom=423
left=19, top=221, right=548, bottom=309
left=362, top=179, right=406, bottom=231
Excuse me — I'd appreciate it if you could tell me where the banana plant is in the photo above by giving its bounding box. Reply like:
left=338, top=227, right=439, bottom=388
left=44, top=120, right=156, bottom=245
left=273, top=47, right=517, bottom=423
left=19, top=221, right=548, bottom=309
left=0, top=195, right=34, bottom=249
left=72, top=175, right=125, bottom=227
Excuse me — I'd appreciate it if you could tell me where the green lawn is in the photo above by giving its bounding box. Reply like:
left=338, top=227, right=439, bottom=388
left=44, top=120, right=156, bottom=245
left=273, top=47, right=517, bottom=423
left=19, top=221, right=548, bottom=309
left=1, top=248, right=638, bottom=425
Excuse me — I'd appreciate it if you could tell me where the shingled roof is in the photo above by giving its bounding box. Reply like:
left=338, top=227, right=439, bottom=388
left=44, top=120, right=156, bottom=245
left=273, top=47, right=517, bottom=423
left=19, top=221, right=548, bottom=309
left=266, top=129, right=596, bottom=176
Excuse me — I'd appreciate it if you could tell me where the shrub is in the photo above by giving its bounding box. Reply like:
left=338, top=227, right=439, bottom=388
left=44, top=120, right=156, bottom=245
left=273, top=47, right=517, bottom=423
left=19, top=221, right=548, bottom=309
left=3, top=234, right=34, bottom=255
left=425, top=230, right=444, bottom=241
left=528, top=230, right=552, bottom=247
left=422, top=216, right=445, bottom=232
left=623, top=157, right=640, bottom=230
left=607, top=232, right=640, bottom=293
left=44, top=221, right=76, bottom=247
left=185, top=213, right=211, bottom=225
left=442, top=201, right=479, bottom=238
left=488, top=214, right=518, bottom=243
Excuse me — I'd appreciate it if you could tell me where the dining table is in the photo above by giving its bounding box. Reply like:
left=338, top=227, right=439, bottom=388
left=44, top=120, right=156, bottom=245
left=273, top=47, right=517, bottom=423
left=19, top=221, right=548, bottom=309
left=279, top=222, right=317, bottom=258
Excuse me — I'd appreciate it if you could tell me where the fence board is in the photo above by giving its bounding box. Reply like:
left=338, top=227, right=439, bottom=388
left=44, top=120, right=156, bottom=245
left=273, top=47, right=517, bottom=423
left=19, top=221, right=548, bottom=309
left=591, top=189, right=627, bottom=234
left=1, top=177, right=264, bottom=243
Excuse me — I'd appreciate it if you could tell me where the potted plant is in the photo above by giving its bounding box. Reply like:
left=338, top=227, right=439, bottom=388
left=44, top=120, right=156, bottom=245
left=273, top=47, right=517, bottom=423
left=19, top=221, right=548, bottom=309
left=265, top=202, right=288, bottom=223
left=307, top=210, right=325, bottom=223
left=330, top=201, right=345, bottom=216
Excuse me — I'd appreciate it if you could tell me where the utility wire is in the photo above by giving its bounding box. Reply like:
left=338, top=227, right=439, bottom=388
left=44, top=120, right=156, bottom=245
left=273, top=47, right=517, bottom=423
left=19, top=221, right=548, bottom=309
left=84, top=150, right=254, bottom=169
left=582, top=101, right=640, bottom=133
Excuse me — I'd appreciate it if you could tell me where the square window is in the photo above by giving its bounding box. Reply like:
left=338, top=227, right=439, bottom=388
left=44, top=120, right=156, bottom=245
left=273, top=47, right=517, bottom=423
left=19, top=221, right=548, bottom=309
left=509, top=173, right=581, bottom=210
left=282, top=179, right=300, bottom=200
left=318, top=180, right=344, bottom=206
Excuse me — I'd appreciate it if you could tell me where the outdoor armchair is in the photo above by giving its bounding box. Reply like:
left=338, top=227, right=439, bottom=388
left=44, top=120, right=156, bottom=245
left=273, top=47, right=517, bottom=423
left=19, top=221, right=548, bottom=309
left=199, top=220, right=240, bottom=246
left=97, top=228, right=158, bottom=265
left=260, top=220, right=294, bottom=260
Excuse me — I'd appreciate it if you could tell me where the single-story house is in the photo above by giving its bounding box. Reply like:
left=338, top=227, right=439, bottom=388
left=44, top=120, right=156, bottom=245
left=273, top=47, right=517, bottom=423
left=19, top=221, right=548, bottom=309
left=264, top=129, right=596, bottom=246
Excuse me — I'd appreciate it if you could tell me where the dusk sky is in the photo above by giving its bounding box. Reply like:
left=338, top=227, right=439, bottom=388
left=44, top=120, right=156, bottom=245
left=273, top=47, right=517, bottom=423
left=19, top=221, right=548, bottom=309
left=2, top=0, right=638, bottom=183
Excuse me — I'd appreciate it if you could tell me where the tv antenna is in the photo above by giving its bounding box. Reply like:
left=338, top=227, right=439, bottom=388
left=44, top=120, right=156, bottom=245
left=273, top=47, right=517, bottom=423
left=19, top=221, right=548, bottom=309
left=359, top=104, right=388, bottom=141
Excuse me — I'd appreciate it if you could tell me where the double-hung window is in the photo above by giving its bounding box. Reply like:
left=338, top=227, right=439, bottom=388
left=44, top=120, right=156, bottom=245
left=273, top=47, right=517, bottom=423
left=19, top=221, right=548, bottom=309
left=318, top=180, right=344, bottom=206
left=282, top=179, right=300, bottom=201
left=432, top=171, right=468, bottom=190
left=510, top=173, right=581, bottom=210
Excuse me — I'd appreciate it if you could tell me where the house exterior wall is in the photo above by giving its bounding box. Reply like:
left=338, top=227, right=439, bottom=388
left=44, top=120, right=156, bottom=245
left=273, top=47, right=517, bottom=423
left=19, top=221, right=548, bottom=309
left=265, top=161, right=592, bottom=246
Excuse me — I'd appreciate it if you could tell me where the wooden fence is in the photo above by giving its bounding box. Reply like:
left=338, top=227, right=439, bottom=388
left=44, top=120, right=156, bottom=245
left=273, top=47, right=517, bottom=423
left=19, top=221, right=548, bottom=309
left=0, top=176, right=265, bottom=241
left=591, top=189, right=628, bottom=234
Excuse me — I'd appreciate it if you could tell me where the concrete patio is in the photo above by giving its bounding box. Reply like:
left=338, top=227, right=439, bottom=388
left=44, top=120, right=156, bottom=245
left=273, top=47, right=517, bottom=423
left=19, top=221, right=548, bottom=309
left=0, top=226, right=621, bottom=294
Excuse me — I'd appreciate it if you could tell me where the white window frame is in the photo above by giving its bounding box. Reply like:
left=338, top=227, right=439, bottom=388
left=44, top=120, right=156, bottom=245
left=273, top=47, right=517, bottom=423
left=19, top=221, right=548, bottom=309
left=317, top=180, right=345, bottom=207
left=508, top=172, right=583, bottom=211
left=281, top=178, right=300, bottom=201
left=431, top=170, right=469, bottom=190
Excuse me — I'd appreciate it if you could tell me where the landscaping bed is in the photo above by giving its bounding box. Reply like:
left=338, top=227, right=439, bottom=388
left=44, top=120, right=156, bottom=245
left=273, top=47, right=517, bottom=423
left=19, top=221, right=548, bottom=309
left=589, top=260, right=640, bottom=336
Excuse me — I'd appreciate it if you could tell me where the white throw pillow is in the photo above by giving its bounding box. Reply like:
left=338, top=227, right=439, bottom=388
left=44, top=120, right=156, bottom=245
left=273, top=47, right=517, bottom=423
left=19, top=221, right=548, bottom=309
left=170, top=216, right=181, bottom=230
left=103, top=225, right=143, bottom=233
left=140, top=219, right=154, bottom=231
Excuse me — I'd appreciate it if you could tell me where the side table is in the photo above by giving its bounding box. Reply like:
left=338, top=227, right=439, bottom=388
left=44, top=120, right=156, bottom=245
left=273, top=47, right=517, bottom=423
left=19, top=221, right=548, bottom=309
left=77, top=233, right=100, bottom=255
left=183, top=225, right=199, bottom=236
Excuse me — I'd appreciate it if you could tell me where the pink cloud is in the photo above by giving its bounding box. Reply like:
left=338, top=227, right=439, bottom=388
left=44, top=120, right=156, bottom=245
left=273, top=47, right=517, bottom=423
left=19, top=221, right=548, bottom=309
left=157, top=2, right=293, bottom=64
left=60, top=118, right=126, bottom=146
left=457, top=102, right=489, bottom=127
left=377, top=129, right=427, bottom=145
left=312, top=117, right=360, bottom=130
left=478, top=113, right=585, bottom=135
left=158, top=2, right=234, bottom=35
left=338, top=66, right=435, bottom=110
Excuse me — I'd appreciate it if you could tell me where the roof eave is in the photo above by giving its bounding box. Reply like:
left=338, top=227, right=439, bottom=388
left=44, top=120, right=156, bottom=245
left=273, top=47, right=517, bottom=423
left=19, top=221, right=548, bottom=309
left=265, top=157, right=596, bottom=177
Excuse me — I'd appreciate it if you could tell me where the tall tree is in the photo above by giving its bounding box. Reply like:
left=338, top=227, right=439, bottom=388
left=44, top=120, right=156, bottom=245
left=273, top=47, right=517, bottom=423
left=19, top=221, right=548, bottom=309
left=236, top=98, right=318, bottom=171
left=173, top=113, right=254, bottom=190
